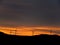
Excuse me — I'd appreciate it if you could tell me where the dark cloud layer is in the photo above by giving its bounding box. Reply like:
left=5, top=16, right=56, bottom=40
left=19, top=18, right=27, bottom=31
left=0, top=0, right=60, bottom=27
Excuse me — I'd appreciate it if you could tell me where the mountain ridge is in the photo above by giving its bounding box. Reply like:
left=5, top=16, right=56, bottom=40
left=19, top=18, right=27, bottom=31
left=0, top=32, right=60, bottom=45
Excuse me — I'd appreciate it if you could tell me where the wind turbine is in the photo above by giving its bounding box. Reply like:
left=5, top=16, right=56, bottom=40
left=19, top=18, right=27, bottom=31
left=10, top=27, right=17, bottom=35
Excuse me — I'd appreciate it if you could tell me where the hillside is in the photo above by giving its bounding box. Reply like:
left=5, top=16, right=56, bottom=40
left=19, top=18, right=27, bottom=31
left=0, top=32, right=60, bottom=45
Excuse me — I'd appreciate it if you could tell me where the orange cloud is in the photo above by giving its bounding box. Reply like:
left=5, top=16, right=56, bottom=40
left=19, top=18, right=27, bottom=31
left=0, top=26, right=60, bottom=36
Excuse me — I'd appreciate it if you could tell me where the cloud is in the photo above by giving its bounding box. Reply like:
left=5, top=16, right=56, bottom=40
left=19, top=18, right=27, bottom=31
left=0, top=0, right=60, bottom=27
left=34, top=29, right=60, bottom=34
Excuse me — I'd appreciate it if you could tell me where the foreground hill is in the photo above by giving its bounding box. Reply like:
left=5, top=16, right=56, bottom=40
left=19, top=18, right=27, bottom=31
left=0, top=32, right=60, bottom=45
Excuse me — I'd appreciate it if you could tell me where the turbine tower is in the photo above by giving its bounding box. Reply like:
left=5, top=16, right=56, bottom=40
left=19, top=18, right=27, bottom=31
left=10, top=28, right=17, bottom=35
left=32, top=30, right=34, bottom=36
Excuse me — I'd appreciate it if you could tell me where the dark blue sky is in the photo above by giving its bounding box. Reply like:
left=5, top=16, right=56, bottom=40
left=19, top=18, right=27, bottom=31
left=0, top=0, right=60, bottom=27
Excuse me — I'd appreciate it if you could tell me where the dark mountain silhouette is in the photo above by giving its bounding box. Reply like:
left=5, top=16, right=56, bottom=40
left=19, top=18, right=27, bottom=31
left=0, top=32, right=60, bottom=45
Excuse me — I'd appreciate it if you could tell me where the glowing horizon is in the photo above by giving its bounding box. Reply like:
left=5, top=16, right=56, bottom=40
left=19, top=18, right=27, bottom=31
left=0, top=26, right=60, bottom=36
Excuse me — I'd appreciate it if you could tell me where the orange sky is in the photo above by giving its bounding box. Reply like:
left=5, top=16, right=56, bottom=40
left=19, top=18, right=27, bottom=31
left=0, top=26, right=60, bottom=36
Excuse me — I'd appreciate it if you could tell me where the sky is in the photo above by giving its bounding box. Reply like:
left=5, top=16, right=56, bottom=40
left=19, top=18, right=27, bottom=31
left=0, top=0, right=60, bottom=36
left=0, top=0, right=60, bottom=27
left=0, top=26, right=60, bottom=36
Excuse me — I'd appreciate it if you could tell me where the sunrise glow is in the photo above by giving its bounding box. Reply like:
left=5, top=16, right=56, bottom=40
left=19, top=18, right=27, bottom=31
left=0, top=26, right=60, bottom=36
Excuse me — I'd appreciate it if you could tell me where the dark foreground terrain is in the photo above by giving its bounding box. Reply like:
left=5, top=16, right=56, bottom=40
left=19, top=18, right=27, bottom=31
left=0, top=32, right=60, bottom=45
